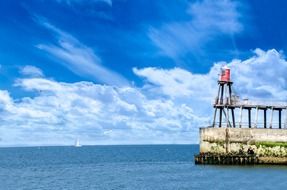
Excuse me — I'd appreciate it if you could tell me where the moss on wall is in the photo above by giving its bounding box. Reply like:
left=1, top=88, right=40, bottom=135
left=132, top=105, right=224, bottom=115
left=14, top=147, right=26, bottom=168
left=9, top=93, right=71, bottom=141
left=200, top=128, right=287, bottom=158
left=255, top=141, right=287, bottom=148
left=202, top=141, right=287, bottom=157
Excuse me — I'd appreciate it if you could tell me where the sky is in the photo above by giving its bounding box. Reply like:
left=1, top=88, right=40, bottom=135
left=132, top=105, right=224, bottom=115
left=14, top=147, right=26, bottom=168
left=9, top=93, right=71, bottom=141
left=1, top=0, right=287, bottom=146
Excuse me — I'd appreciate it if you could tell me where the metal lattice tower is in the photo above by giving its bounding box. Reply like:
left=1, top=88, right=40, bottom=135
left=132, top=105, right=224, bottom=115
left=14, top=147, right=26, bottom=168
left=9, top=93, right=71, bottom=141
left=212, top=66, right=236, bottom=128
left=212, top=66, right=287, bottom=129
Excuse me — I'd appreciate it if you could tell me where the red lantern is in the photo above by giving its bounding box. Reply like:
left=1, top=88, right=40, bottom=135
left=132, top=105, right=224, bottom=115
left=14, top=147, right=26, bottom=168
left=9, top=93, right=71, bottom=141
left=220, top=66, right=231, bottom=82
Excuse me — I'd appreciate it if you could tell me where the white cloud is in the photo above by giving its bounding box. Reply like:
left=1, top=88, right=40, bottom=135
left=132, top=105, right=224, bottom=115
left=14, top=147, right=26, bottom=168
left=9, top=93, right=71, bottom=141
left=149, top=0, right=243, bottom=59
left=134, top=49, right=287, bottom=102
left=55, top=0, right=112, bottom=6
left=1, top=49, right=286, bottom=146
left=189, top=0, right=242, bottom=34
left=133, top=67, right=218, bottom=99
left=134, top=48, right=287, bottom=128
left=229, top=49, right=287, bottom=100
left=0, top=77, right=203, bottom=146
left=20, top=65, right=44, bottom=77
left=36, top=20, right=128, bottom=86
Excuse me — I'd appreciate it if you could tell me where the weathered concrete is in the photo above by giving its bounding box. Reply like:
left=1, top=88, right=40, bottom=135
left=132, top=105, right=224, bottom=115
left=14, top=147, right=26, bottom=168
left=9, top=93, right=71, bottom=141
left=201, top=127, right=287, bottom=144
left=199, top=127, right=287, bottom=164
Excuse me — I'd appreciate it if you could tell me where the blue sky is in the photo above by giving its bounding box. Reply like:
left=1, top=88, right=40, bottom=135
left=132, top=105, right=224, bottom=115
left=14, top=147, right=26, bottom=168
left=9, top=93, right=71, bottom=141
left=1, top=0, right=287, bottom=146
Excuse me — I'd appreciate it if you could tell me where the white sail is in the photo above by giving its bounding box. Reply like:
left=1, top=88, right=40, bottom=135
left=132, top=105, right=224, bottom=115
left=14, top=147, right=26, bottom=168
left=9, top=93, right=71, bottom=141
left=74, top=138, right=82, bottom=147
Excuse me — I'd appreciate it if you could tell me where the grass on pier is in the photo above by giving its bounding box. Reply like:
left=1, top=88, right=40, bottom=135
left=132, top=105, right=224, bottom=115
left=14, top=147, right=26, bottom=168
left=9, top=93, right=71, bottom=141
left=255, top=141, right=287, bottom=147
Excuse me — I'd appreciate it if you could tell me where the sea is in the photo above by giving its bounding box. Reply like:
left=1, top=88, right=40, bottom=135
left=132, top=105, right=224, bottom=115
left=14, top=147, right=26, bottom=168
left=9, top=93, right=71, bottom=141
left=0, top=145, right=286, bottom=190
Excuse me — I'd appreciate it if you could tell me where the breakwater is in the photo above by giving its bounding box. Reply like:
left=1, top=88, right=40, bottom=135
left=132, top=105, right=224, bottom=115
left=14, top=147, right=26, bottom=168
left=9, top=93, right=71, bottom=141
left=195, top=127, right=287, bottom=165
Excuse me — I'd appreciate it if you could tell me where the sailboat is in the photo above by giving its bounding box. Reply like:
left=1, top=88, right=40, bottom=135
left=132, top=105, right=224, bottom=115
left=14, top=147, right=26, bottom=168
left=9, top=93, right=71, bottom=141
left=74, top=138, right=82, bottom=147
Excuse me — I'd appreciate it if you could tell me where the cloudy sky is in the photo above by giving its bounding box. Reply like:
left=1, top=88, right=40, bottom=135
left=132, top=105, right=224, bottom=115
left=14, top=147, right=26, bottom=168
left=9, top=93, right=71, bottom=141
left=1, top=0, right=287, bottom=146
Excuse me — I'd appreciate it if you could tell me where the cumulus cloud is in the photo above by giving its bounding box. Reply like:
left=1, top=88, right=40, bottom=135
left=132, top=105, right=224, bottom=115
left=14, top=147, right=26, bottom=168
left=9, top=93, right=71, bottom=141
left=230, top=49, right=287, bottom=100
left=0, top=77, right=203, bottom=146
left=133, top=67, right=218, bottom=99
left=36, top=20, right=128, bottom=86
left=1, top=49, right=286, bottom=146
left=20, top=65, right=44, bottom=77
left=136, top=49, right=287, bottom=100
left=134, top=49, right=287, bottom=101
left=134, top=49, right=287, bottom=127
left=149, top=0, right=243, bottom=60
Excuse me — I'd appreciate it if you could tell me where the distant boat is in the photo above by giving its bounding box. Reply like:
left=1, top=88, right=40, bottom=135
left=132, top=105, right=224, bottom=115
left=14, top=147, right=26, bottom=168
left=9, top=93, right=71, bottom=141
left=74, top=138, right=82, bottom=147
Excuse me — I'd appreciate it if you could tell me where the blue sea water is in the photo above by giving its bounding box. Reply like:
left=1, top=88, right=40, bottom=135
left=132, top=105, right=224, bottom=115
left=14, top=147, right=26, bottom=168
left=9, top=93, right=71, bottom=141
left=0, top=145, right=286, bottom=190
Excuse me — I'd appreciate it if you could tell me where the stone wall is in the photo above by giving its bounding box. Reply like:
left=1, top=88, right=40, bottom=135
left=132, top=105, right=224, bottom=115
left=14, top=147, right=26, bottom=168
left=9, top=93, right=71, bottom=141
left=200, top=127, right=287, bottom=157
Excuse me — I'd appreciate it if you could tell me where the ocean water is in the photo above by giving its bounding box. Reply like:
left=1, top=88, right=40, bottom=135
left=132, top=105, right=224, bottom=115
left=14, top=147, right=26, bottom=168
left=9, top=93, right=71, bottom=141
left=0, top=145, right=286, bottom=190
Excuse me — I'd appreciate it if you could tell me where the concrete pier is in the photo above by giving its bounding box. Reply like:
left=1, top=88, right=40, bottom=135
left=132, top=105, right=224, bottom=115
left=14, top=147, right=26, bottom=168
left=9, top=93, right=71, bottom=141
left=195, top=127, right=287, bottom=165
left=195, top=67, right=287, bottom=165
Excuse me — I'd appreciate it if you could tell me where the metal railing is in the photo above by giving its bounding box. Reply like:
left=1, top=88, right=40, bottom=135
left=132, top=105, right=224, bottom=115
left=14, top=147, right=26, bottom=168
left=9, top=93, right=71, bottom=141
left=235, top=100, right=287, bottom=107
left=212, top=122, right=287, bottom=129
left=214, top=97, right=287, bottom=107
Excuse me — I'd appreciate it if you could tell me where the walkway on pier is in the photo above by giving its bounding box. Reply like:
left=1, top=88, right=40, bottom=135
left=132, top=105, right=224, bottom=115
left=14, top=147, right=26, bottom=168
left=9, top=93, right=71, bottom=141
left=213, top=99, right=287, bottom=129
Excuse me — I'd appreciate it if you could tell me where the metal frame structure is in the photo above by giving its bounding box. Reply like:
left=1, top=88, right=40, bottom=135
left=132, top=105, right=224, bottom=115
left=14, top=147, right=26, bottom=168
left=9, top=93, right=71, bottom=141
left=212, top=79, right=287, bottom=129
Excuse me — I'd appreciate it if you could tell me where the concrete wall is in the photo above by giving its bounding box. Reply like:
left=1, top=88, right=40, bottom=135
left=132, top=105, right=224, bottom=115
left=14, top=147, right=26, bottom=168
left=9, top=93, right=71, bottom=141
left=200, top=127, right=287, bottom=157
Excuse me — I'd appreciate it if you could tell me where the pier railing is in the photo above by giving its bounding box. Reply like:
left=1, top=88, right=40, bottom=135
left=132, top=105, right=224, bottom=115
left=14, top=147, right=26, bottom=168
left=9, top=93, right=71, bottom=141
left=212, top=122, right=287, bottom=129
left=212, top=98, right=287, bottom=129
left=234, top=99, right=287, bottom=108
left=214, top=97, right=287, bottom=108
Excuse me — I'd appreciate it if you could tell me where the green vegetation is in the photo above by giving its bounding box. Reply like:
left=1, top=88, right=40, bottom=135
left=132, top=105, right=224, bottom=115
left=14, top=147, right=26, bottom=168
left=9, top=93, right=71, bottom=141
left=255, top=141, right=287, bottom=148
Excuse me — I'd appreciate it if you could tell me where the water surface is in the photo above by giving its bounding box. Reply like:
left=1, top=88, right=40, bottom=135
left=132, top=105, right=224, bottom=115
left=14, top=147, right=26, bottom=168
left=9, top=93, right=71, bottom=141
left=0, top=145, right=286, bottom=190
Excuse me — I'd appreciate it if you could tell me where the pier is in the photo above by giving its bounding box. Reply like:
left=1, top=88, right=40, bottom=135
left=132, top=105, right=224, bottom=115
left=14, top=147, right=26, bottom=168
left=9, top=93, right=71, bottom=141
left=195, top=154, right=259, bottom=165
left=195, top=66, right=287, bottom=165
left=212, top=77, right=287, bottom=129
